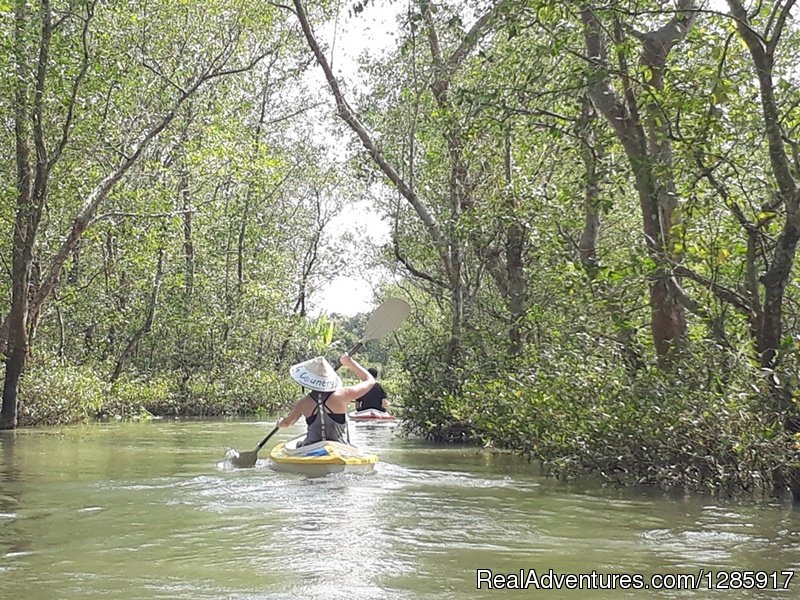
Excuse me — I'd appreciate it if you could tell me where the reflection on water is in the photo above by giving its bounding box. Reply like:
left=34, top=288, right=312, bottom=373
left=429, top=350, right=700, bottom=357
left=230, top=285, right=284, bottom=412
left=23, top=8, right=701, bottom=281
left=0, top=420, right=798, bottom=599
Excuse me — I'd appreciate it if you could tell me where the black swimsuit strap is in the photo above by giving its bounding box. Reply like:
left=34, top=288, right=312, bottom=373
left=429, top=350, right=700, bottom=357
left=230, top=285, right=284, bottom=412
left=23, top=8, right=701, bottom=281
left=308, top=391, right=334, bottom=417
left=307, top=391, right=346, bottom=425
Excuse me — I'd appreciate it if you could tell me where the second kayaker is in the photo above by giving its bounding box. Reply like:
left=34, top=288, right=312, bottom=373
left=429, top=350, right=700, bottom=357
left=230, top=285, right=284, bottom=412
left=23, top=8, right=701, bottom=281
left=355, top=367, right=390, bottom=413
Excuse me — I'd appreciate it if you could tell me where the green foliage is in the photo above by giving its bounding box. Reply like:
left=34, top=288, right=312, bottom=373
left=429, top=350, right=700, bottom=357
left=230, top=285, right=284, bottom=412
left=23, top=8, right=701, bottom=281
left=135, top=368, right=297, bottom=417
left=19, top=357, right=111, bottom=427
left=402, top=335, right=791, bottom=496
left=2, top=0, right=365, bottom=409
left=18, top=355, right=299, bottom=426
left=308, top=316, right=336, bottom=354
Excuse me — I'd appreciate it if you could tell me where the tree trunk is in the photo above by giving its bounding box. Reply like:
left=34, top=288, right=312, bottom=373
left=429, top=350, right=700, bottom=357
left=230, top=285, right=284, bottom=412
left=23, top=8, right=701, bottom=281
left=2, top=0, right=50, bottom=429
left=110, top=250, right=165, bottom=382
left=577, top=99, right=601, bottom=277
left=445, top=255, right=464, bottom=376
left=179, top=164, right=194, bottom=300
left=725, top=0, right=800, bottom=501
left=236, top=193, right=248, bottom=297
left=757, top=225, right=800, bottom=372
left=581, top=4, right=694, bottom=363
left=577, top=95, right=644, bottom=369
left=1, top=348, right=26, bottom=430
left=2, top=236, right=31, bottom=428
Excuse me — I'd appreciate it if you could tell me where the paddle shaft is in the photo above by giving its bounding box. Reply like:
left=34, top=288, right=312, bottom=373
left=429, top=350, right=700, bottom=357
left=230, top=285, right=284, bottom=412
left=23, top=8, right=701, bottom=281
left=332, top=340, right=363, bottom=370
left=254, top=426, right=280, bottom=451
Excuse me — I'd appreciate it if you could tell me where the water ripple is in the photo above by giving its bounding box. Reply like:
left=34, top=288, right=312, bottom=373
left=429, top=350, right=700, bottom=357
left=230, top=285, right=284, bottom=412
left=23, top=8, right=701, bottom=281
left=2, top=420, right=799, bottom=600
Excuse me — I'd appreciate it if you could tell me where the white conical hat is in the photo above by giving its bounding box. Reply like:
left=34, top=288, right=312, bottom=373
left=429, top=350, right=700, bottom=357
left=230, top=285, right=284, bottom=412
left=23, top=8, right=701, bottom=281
left=289, top=356, right=342, bottom=392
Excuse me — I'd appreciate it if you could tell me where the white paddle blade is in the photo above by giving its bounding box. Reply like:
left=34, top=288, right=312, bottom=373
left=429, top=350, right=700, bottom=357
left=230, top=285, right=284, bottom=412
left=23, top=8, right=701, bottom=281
left=361, top=298, right=410, bottom=341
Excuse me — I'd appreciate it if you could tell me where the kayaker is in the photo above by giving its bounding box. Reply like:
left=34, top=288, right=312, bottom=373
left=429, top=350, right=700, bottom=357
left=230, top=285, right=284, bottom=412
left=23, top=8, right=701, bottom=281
left=355, top=367, right=390, bottom=413
left=276, top=354, right=375, bottom=446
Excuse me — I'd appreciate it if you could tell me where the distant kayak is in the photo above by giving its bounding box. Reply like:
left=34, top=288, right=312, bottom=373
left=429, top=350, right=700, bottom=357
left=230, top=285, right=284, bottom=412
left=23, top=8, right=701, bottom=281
left=269, top=436, right=378, bottom=476
left=349, top=408, right=396, bottom=421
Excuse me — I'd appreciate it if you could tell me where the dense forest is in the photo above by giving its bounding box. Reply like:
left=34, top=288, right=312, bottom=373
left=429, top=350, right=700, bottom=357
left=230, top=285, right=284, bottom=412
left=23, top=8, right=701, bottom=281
left=3, top=0, right=800, bottom=501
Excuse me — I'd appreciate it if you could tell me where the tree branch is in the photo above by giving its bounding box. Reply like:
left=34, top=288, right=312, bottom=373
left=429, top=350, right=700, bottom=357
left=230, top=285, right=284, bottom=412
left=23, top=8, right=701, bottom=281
left=726, top=0, right=797, bottom=202
left=422, top=0, right=505, bottom=103
left=51, top=0, right=95, bottom=166
left=671, top=265, right=753, bottom=317
left=292, top=0, right=451, bottom=274
left=766, top=0, right=796, bottom=55
left=392, top=233, right=446, bottom=288
left=90, top=208, right=196, bottom=225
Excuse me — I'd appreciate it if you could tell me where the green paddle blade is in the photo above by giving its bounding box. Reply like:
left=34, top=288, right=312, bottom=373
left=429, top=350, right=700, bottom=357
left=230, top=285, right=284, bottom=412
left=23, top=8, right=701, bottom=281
left=361, top=298, right=410, bottom=342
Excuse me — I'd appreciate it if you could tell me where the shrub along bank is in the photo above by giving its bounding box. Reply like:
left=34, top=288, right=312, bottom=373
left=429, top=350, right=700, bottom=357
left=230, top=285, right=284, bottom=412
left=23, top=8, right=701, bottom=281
left=18, top=355, right=297, bottom=426
left=399, top=342, right=798, bottom=498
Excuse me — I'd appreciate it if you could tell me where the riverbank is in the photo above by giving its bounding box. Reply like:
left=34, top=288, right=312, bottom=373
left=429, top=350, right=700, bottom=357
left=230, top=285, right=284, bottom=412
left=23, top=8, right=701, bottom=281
left=399, top=353, right=798, bottom=501
left=17, top=354, right=798, bottom=502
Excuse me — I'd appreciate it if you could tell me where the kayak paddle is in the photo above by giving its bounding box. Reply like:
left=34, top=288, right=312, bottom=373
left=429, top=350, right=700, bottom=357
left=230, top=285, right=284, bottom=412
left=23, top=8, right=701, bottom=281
left=229, top=297, right=410, bottom=468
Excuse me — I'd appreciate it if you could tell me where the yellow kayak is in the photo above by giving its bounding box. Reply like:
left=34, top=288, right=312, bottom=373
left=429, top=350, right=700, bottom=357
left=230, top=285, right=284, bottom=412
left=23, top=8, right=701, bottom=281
left=269, top=436, right=378, bottom=476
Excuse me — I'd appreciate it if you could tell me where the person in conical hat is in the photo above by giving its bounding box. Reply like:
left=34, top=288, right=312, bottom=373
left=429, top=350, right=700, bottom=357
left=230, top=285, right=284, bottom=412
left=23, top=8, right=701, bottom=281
left=289, top=356, right=343, bottom=392
left=277, top=353, right=375, bottom=446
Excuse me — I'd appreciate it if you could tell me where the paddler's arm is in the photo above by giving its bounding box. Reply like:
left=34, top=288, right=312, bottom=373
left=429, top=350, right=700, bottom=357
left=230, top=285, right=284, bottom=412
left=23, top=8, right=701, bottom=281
left=277, top=394, right=312, bottom=428
left=338, top=354, right=375, bottom=402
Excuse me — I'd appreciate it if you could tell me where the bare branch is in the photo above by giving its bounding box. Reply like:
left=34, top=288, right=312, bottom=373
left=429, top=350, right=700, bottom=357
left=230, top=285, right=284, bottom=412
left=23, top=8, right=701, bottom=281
left=293, top=0, right=451, bottom=273
left=140, top=59, right=186, bottom=94
left=393, top=234, right=446, bottom=288
left=670, top=265, right=753, bottom=317
left=91, top=208, right=195, bottom=225
left=693, top=151, right=758, bottom=234
left=51, top=0, right=96, bottom=166
left=264, top=101, right=326, bottom=126
left=766, top=0, right=797, bottom=56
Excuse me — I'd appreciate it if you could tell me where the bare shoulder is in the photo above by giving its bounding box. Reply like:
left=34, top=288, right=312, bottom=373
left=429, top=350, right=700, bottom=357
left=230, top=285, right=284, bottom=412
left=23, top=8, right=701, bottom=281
left=295, top=393, right=315, bottom=414
left=329, top=388, right=358, bottom=411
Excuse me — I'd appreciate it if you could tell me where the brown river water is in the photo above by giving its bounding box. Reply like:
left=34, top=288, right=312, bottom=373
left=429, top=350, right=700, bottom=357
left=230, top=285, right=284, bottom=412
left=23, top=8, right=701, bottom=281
left=0, top=418, right=798, bottom=599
